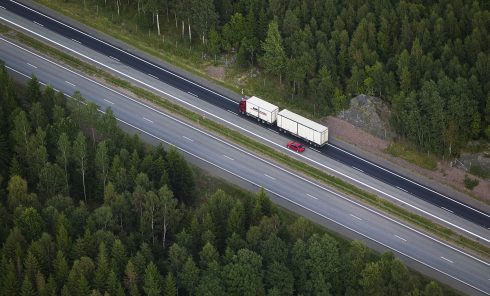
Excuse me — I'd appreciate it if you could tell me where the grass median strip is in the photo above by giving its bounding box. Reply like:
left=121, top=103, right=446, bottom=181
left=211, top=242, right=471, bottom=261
left=1, top=23, right=489, bottom=259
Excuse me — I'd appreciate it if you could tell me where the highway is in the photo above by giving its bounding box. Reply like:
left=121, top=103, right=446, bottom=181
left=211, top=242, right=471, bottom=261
left=1, top=32, right=489, bottom=296
left=1, top=0, right=488, bottom=230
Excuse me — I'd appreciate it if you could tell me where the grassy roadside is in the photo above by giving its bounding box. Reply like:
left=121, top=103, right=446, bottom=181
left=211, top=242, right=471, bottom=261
left=385, top=141, right=438, bottom=171
left=1, top=22, right=489, bottom=260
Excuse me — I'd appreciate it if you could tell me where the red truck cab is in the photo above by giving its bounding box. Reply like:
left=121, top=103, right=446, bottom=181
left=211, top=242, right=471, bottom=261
left=239, top=97, right=247, bottom=114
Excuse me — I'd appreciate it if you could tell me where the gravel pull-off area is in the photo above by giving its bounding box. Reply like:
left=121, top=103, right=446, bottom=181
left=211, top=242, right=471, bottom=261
left=205, top=65, right=225, bottom=81
left=324, top=98, right=490, bottom=205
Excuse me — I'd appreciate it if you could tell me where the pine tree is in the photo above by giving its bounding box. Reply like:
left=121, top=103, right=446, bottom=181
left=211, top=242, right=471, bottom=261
left=111, top=239, right=127, bottom=277
left=106, top=270, right=120, bottom=296
left=53, top=251, right=69, bottom=289
left=20, top=275, right=36, bottom=296
left=2, top=261, right=19, bottom=296
left=143, top=262, right=162, bottom=296
left=94, top=243, right=110, bottom=293
left=260, top=20, right=287, bottom=84
left=23, top=251, right=39, bottom=285
left=163, top=273, right=177, bottom=296
left=179, top=258, right=199, bottom=295
left=26, top=76, right=42, bottom=103
left=124, top=260, right=140, bottom=296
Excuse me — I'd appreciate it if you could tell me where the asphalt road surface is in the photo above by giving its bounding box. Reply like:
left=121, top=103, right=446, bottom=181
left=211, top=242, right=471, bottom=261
left=1, top=0, right=488, bottom=229
left=1, top=34, right=489, bottom=296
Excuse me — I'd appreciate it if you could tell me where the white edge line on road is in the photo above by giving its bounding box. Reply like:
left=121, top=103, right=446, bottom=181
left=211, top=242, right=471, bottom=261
left=4, top=61, right=489, bottom=295
left=142, top=117, right=153, bottom=123
left=223, top=155, right=234, bottom=161
left=395, top=235, right=407, bottom=242
left=103, top=99, right=114, bottom=105
left=441, top=257, right=454, bottom=264
left=6, top=0, right=489, bottom=224
left=264, top=174, right=275, bottom=180
left=182, top=136, right=193, bottom=142
left=306, top=193, right=318, bottom=200
left=8, top=0, right=240, bottom=105
left=4, top=19, right=483, bottom=240
left=26, top=62, right=37, bottom=68
left=65, top=80, right=75, bottom=87
left=327, top=143, right=490, bottom=218
left=350, top=214, right=362, bottom=221
left=1, top=35, right=489, bottom=263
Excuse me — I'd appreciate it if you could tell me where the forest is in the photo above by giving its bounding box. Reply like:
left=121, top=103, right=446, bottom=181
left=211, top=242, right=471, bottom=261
left=49, top=0, right=489, bottom=157
left=0, top=62, right=456, bottom=295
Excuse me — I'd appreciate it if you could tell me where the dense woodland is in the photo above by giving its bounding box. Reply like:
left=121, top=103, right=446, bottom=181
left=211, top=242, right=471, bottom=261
left=0, top=62, right=455, bottom=295
left=60, top=0, right=489, bottom=157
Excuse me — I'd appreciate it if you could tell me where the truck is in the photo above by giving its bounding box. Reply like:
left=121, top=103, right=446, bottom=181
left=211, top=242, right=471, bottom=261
left=239, top=96, right=279, bottom=125
left=277, top=109, right=328, bottom=147
left=239, top=96, right=329, bottom=147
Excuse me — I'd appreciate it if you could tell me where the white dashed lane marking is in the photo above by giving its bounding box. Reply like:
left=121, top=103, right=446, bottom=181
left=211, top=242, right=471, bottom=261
left=142, top=117, right=153, bottom=123
left=187, top=91, right=198, bottom=98
left=33, top=21, right=43, bottom=26
left=182, top=136, right=193, bottom=142
left=441, top=207, right=454, bottom=214
left=264, top=174, right=275, bottom=180
left=65, top=81, right=76, bottom=87
left=396, top=186, right=408, bottom=192
left=395, top=235, right=407, bottom=242
left=148, top=73, right=159, bottom=80
left=104, top=99, right=114, bottom=105
left=350, top=214, right=362, bottom=221
left=306, top=193, right=318, bottom=200
left=223, top=155, right=234, bottom=161
left=441, top=257, right=453, bottom=264
left=352, top=166, right=364, bottom=173
left=27, top=63, right=37, bottom=68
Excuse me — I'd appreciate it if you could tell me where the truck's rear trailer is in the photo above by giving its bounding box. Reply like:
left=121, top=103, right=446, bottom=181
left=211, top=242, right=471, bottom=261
left=239, top=96, right=279, bottom=125
left=277, top=109, right=328, bottom=146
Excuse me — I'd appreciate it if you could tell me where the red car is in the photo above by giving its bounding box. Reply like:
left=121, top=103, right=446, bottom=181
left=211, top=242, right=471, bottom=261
left=287, top=141, right=305, bottom=153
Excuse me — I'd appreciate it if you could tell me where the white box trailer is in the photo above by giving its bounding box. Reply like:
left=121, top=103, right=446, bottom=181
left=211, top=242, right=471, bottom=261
left=277, top=109, right=328, bottom=146
left=240, top=96, right=279, bottom=125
